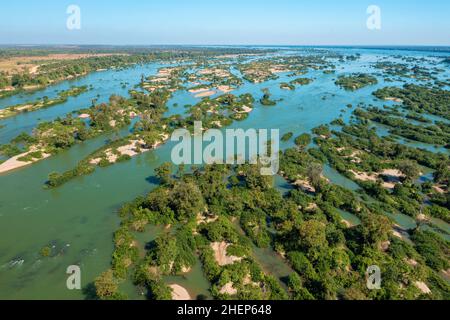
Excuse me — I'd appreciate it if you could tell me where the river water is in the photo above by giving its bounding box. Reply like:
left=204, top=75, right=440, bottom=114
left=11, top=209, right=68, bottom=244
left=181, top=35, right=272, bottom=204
left=0, top=47, right=449, bottom=299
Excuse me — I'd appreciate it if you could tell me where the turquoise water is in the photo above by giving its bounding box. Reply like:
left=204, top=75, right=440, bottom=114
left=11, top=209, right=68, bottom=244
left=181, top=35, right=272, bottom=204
left=0, top=47, right=449, bottom=299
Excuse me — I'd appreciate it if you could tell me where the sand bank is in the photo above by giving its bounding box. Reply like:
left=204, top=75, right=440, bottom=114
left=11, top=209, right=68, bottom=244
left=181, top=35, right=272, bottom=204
left=211, top=242, right=243, bottom=266
left=195, top=90, right=216, bottom=98
left=0, top=150, right=50, bottom=174
left=169, top=284, right=192, bottom=300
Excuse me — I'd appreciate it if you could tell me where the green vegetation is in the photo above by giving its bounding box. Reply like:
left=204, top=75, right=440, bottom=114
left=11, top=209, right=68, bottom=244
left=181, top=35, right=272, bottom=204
left=45, top=90, right=171, bottom=187
left=40, top=246, right=52, bottom=257
left=0, top=86, right=89, bottom=119
left=1, top=94, right=136, bottom=164
left=335, top=73, right=378, bottom=91
left=2, top=47, right=448, bottom=301
left=281, top=132, right=294, bottom=142
left=280, top=83, right=295, bottom=90
left=373, top=84, right=450, bottom=120
left=260, top=89, right=276, bottom=106
left=354, top=107, right=450, bottom=147
left=290, top=78, right=313, bottom=86
left=45, top=90, right=257, bottom=187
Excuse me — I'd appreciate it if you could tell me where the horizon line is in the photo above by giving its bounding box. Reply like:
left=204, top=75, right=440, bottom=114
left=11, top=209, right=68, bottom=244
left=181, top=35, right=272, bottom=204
left=1, top=44, right=450, bottom=47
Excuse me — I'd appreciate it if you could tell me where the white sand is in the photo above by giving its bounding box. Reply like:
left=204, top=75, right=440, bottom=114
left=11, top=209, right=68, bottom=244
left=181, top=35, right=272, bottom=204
left=384, top=97, right=404, bottom=103
left=349, top=170, right=377, bottom=182
left=240, top=106, right=253, bottom=113
left=181, top=266, right=192, bottom=274
left=243, top=274, right=260, bottom=287
left=219, top=282, right=237, bottom=295
left=433, top=185, right=445, bottom=194
left=169, top=284, right=192, bottom=300
left=342, top=219, right=355, bottom=228
left=195, top=90, right=216, bottom=98
left=406, top=259, right=418, bottom=267
left=211, top=242, right=243, bottom=266
left=414, top=281, right=431, bottom=294
left=217, top=85, right=234, bottom=93
left=196, top=213, right=219, bottom=225
left=293, top=178, right=316, bottom=193
left=0, top=150, right=50, bottom=174
left=417, top=214, right=430, bottom=222
left=189, top=87, right=210, bottom=93
left=442, top=269, right=450, bottom=279
left=381, top=169, right=404, bottom=179
left=269, top=66, right=290, bottom=73
left=90, top=134, right=169, bottom=165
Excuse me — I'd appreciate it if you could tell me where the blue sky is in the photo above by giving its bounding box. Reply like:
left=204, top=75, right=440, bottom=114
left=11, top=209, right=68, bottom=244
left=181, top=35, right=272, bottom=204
left=0, top=0, right=449, bottom=45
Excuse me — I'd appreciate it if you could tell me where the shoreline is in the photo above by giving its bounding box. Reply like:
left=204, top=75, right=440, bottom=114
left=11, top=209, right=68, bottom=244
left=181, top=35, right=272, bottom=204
left=0, top=151, right=50, bottom=174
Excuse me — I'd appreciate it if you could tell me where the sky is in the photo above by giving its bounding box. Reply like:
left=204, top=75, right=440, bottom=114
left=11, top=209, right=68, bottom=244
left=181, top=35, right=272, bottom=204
left=0, top=0, right=449, bottom=46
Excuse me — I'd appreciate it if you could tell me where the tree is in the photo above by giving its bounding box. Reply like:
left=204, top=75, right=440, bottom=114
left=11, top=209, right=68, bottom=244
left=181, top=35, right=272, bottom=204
left=260, top=88, right=276, bottom=106
left=47, top=172, right=62, bottom=187
left=294, top=133, right=311, bottom=150
left=398, top=160, right=420, bottom=182
left=143, top=131, right=161, bottom=148
left=155, top=162, right=173, bottom=185
left=0, top=72, right=9, bottom=89
left=298, top=220, right=327, bottom=252
left=170, top=181, right=205, bottom=220
left=306, top=163, right=323, bottom=192
left=95, top=270, right=119, bottom=300
left=76, top=125, right=89, bottom=141
left=359, top=213, right=391, bottom=247
left=150, top=279, right=172, bottom=300
left=287, top=272, right=315, bottom=300
left=434, top=161, right=449, bottom=184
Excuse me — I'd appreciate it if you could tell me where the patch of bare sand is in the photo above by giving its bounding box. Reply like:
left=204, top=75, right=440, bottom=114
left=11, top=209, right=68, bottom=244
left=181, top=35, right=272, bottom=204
left=217, top=85, right=234, bottom=93
left=0, top=149, right=50, bottom=174
left=169, top=284, right=192, bottom=300
left=417, top=214, right=430, bottom=222
left=243, top=274, right=260, bottom=287
left=392, top=225, right=409, bottom=241
left=406, top=259, right=418, bottom=267
left=384, top=97, right=404, bottom=103
left=188, top=87, right=210, bottom=93
left=196, top=213, right=219, bottom=225
left=342, top=219, right=355, bottom=228
left=433, top=185, right=446, bottom=194
left=349, top=170, right=377, bottom=182
left=238, top=106, right=253, bottom=114
left=269, top=66, right=290, bottom=73
left=441, top=269, right=450, bottom=280
left=195, top=90, right=216, bottom=98
left=381, top=169, right=404, bottom=179
left=90, top=134, right=169, bottom=165
left=211, top=242, right=243, bottom=266
left=293, top=178, right=316, bottom=193
left=414, top=281, right=431, bottom=294
left=0, top=86, right=15, bottom=92
left=219, top=282, right=238, bottom=295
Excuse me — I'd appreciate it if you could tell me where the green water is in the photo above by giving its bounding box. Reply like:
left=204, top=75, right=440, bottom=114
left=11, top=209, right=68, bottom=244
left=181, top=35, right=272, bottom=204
left=1, top=47, right=449, bottom=299
left=337, top=209, right=362, bottom=227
